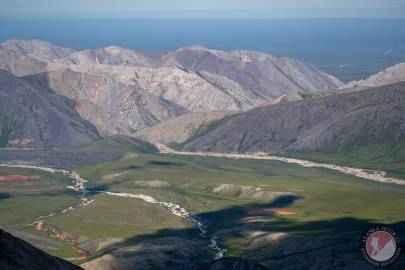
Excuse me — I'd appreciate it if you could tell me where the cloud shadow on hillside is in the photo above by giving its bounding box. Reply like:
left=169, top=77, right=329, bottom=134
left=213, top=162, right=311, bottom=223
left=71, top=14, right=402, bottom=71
left=0, top=192, right=11, bottom=200
left=79, top=194, right=405, bottom=270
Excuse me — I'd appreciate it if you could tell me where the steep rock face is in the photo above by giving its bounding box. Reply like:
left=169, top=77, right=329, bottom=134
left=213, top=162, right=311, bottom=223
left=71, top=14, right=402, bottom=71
left=1, top=38, right=75, bottom=62
left=67, top=64, right=264, bottom=112
left=195, top=71, right=266, bottom=110
left=59, top=45, right=150, bottom=66
left=135, top=111, right=234, bottom=144
left=0, top=69, right=100, bottom=149
left=0, top=229, right=83, bottom=270
left=184, top=82, right=405, bottom=154
left=345, top=62, right=405, bottom=89
left=24, top=69, right=187, bottom=136
left=271, top=57, right=343, bottom=92
left=156, top=47, right=344, bottom=98
left=0, top=48, right=49, bottom=76
left=59, top=44, right=343, bottom=99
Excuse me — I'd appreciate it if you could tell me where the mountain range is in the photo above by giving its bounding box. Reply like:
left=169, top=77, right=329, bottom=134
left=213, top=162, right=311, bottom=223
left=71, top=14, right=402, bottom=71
left=57, top=44, right=344, bottom=99
left=0, top=38, right=405, bottom=153
left=2, top=38, right=405, bottom=270
left=24, top=68, right=187, bottom=136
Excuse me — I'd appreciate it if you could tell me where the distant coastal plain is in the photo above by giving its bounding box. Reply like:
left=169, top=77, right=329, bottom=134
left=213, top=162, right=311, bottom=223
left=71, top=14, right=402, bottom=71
left=1, top=18, right=405, bottom=82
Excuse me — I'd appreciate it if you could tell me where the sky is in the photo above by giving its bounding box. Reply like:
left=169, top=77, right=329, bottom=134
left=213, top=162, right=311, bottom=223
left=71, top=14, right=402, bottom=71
left=1, top=0, right=405, bottom=18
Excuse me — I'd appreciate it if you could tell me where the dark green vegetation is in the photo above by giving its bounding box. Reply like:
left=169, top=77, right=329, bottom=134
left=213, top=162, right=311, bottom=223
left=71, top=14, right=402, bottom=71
left=0, top=136, right=157, bottom=167
left=72, top=136, right=158, bottom=154
left=1, top=141, right=405, bottom=268
left=288, top=142, right=405, bottom=179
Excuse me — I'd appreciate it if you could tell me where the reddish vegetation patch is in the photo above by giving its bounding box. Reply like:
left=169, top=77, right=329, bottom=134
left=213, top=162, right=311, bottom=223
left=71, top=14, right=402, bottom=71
left=271, top=209, right=297, bottom=215
left=247, top=208, right=297, bottom=216
left=33, top=218, right=89, bottom=259
left=0, top=175, right=40, bottom=181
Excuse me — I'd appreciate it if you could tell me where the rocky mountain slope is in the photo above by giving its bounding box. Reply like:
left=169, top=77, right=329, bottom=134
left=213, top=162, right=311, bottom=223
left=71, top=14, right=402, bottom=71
left=0, top=48, right=48, bottom=77
left=55, top=44, right=344, bottom=109
left=24, top=69, right=187, bottom=136
left=0, top=229, right=83, bottom=270
left=58, top=45, right=150, bottom=67
left=158, top=47, right=344, bottom=98
left=66, top=64, right=264, bottom=112
left=345, top=62, right=405, bottom=90
left=0, top=69, right=100, bottom=148
left=59, top=45, right=344, bottom=99
left=0, top=38, right=73, bottom=76
left=2, top=38, right=74, bottom=62
left=183, top=82, right=405, bottom=154
left=0, top=38, right=361, bottom=150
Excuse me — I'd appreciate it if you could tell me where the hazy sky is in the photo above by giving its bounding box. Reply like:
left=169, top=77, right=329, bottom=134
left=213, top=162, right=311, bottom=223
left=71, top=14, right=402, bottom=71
left=1, top=0, right=405, bottom=18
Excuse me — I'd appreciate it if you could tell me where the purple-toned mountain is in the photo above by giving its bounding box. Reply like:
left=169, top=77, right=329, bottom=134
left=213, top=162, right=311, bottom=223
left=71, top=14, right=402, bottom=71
left=184, top=82, right=405, bottom=155
left=0, top=69, right=100, bottom=148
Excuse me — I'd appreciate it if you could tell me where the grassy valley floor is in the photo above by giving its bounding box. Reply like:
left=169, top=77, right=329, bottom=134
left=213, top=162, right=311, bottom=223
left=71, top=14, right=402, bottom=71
left=1, top=150, right=405, bottom=268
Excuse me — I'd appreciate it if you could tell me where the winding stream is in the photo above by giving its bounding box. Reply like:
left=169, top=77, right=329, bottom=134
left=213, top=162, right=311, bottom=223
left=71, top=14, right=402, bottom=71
left=2, top=146, right=403, bottom=260
left=101, top=191, right=227, bottom=259
left=0, top=164, right=227, bottom=259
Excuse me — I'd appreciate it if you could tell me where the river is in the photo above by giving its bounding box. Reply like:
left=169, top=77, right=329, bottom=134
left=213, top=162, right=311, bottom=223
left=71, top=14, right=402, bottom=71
left=156, top=144, right=405, bottom=186
left=0, top=163, right=227, bottom=259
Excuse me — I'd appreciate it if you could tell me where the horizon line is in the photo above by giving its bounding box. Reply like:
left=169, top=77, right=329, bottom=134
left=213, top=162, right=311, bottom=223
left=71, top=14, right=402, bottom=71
left=2, top=9, right=405, bottom=20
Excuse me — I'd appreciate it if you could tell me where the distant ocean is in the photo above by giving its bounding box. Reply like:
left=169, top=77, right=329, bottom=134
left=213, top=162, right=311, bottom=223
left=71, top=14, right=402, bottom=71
left=1, top=18, right=405, bottom=82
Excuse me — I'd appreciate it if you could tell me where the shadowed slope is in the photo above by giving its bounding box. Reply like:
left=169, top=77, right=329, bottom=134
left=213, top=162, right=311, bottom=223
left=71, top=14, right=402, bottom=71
left=0, top=229, right=83, bottom=270
left=0, top=69, right=100, bottom=148
left=184, top=82, right=405, bottom=156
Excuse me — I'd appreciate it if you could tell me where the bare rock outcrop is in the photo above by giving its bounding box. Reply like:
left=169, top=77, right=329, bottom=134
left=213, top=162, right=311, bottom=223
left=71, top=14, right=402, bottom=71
left=344, top=62, right=405, bottom=90
left=24, top=69, right=187, bottom=136
left=66, top=64, right=264, bottom=112
left=0, top=38, right=73, bottom=76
